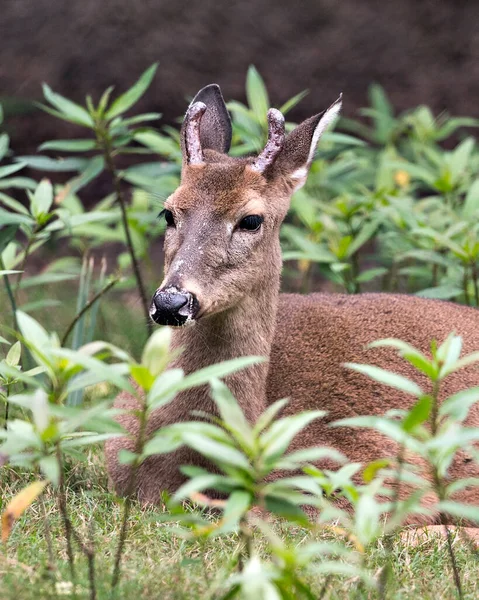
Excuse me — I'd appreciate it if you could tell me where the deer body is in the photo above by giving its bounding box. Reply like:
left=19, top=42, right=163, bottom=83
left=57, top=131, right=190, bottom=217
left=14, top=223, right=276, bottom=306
left=105, top=85, right=479, bottom=520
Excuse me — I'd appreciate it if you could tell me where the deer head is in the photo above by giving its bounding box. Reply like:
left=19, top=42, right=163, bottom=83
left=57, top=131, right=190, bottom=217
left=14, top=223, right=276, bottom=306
left=149, top=84, right=342, bottom=326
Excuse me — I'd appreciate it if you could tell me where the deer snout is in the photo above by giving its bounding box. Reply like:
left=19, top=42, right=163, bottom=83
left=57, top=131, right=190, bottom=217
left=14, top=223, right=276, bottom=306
left=149, top=287, right=199, bottom=327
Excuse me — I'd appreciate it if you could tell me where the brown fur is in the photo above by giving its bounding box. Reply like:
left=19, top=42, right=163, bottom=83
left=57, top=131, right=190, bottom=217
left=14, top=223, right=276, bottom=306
left=105, top=90, right=479, bottom=524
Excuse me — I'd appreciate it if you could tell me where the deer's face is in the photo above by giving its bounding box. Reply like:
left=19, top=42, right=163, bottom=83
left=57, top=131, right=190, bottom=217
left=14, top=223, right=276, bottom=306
left=150, top=160, right=288, bottom=326
left=148, top=84, right=341, bottom=327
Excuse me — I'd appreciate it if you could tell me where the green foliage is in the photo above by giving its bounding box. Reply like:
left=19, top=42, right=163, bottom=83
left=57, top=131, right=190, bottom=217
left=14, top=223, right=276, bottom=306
left=0, top=65, right=479, bottom=598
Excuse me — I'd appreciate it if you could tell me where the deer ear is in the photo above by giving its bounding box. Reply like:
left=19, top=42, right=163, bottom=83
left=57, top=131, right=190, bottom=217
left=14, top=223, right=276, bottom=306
left=275, top=95, right=342, bottom=191
left=182, top=84, right=232, bottom=157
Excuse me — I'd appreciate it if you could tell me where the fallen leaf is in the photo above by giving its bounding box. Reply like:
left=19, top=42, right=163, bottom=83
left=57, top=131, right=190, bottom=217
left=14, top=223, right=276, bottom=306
left=2, top=481, right=47, bottom=542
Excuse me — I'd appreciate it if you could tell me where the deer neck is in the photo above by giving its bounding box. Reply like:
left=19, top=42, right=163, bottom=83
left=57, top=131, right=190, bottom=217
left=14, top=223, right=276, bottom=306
left=168, top=243, right=282, bottom=423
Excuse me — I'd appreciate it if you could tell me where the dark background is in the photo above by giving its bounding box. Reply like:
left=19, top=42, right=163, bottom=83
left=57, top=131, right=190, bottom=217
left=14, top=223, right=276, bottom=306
left=1, top=0, right=478, bottom=152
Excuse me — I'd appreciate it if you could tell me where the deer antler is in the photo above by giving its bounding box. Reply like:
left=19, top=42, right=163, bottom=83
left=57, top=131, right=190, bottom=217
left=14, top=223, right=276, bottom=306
left=250, top=108, right=285, bottom=174
left=183, top=101, right=207, bottom=165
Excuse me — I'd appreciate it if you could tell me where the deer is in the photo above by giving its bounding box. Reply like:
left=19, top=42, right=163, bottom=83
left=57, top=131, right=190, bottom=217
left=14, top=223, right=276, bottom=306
left=105, top=84, right=479, bottom=526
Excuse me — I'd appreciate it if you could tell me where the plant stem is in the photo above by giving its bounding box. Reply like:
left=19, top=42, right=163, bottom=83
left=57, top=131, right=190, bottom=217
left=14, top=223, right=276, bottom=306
left=3, top=384, right=10, bottom=429
left=462, top=265, right=471, bottom=306
left=471, top=261, right=479, bottom=307
left=55, top=445, right=97, bottom=599
left=0, top=257, right=18, bottom=332
left=61, top=276, right=120, bottom=347
left=430, top=379, right=463, bottom=599
left=98, top=131, right=152, bottom=337
left=56, top=445, right=76, bottom=582
left=111, top=396, right=149, bottom=593
left=14, top=231, right=37, bottom=300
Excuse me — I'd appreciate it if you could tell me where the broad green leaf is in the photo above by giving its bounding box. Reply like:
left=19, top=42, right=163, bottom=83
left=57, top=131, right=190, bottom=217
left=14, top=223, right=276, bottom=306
left=17, top=155, right=88, bottom=172
left=106, top=63, right=158, bottom=120
left=463, top=179, right=479, bottom=219
left=440, top=387, right=479, bottom=422
left=39, top=139, right=96, bottom=152
left=252, top=399, right=289, bottom=436
left=179, top=356, right=264, bottom=390
left=275, top=446, right=346, bottom=470
left=181, top=432, right=252, bottom=472
left=147, top=368, right=184, bottom=409
left=0, top=208, right=34, bottom=226
left=130, top=364, right=155, bottom=392
left=355, top=267, right=388, bottom=283
left=261, top=411, right=327, bottom=462
left=0, top=133, right=9, bottom=161
left=172, top=474, right=228, bottom=503
left=210, top=378, right=253, bottom=447
left=437, top=501, right=479, bottom=524
left=31, top=179, right=53, bottom=218
left=246, top=65, right=270, bottom=123
left=16, top=310, right=51, bottom=351
left=0, top=162, right=26, bottom=179
left=402, top=395, right=432, bottom=432
left=344, top=363, right=423, bottom=396
left=264, top=495, right=309, bottom=525
left=5, top=341, right=21, bottom=367
left=416, top=285, right=464, bottom=300
left=19, top=272, right=79, bottom=289
left=38, top=456, right=60, bottom=486
left=141, top=327, right=172, bottom=377
left=42, top=84, right=94, bottom=127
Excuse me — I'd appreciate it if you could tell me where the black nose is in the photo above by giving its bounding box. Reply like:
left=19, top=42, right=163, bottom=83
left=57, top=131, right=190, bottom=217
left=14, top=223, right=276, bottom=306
left=149, top=289, right=199, bottom=326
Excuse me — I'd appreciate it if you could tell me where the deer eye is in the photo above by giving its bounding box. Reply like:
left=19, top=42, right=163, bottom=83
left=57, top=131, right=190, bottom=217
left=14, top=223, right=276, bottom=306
left=238, top=215, right=264, bottom=232
left=160, top=209, right=175, bottom=227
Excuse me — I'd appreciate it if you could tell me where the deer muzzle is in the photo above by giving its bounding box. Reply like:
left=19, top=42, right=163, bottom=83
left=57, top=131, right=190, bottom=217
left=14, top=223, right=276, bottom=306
left=149, top=286, right=199, bottom=327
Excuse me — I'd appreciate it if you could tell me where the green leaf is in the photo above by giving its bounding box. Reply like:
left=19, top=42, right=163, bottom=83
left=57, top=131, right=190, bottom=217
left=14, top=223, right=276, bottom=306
left=0, top=162, right=26, bottom=179
left=39, top=139, right=96, bottom=152
left=0, top=208, right=34, bottom=226
left=181, top=432, right=252, bottom=472
left=275, top=446, right=346, bottom=470
left=355, top=267, right=388, bottom=283
left=252, top=399, right=289, bottom=436
left=141, top=327, right=172, bottom=377
left=31, top=179, right=53, bottom=218
left=172, top=474, right=228, bottom=503
left=5, top=341, right=21, bottom=367
left=19, top=272, right=79, bottom=289
left=17, top=156, right=88, bottom=172
left=462, top=179, right=479, bottom=219
left=210, top=378, right=253, bottom=447
left=38, top=456, right=60, bottom=486
left=130, top=364, right=155, bottom=392
left=42, top=84, right=94, bottom=128
left=402, top=395, right=432, bottom=431
left=16, top=310, right=51, bottom=350
left=246, top=65, right=270, bottom=123
left=179, top=356, right=264, bottom=390
left=0, top=133, right=9, bottom=161
left=106, top=63, right=158, bottom=120
left=264, top=494, right=309, bottom=525
left=370, top=338, right=438, bottom=380
left=147, top=368, right=184, bottom=409
left=278, top=90, right=309, bottom=115
left=344, top=363, right=423, bottom=396
left=261, top=411, right=327, bottom=463
left=440, top=387, right=479, bottom=422
left=437, top=501, right=479, bottom=524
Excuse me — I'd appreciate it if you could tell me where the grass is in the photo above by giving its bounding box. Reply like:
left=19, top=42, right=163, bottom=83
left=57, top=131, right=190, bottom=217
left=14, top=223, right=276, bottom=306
left=1, top=452, right=478, bottom=600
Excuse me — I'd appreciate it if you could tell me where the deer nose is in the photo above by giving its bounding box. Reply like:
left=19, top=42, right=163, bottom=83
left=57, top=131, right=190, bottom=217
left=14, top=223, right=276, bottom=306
left=149, top=288, right=199, bottom=326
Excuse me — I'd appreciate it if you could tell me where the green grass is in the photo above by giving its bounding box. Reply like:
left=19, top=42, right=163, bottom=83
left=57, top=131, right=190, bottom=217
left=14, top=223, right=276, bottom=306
left=1, top=453, right=478, bottom=600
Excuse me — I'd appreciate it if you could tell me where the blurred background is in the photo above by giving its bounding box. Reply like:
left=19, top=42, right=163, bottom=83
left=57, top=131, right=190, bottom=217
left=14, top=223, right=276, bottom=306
left=1, top=0, right=479, bottom=358
left=2, top=0, right=479, bottom=153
